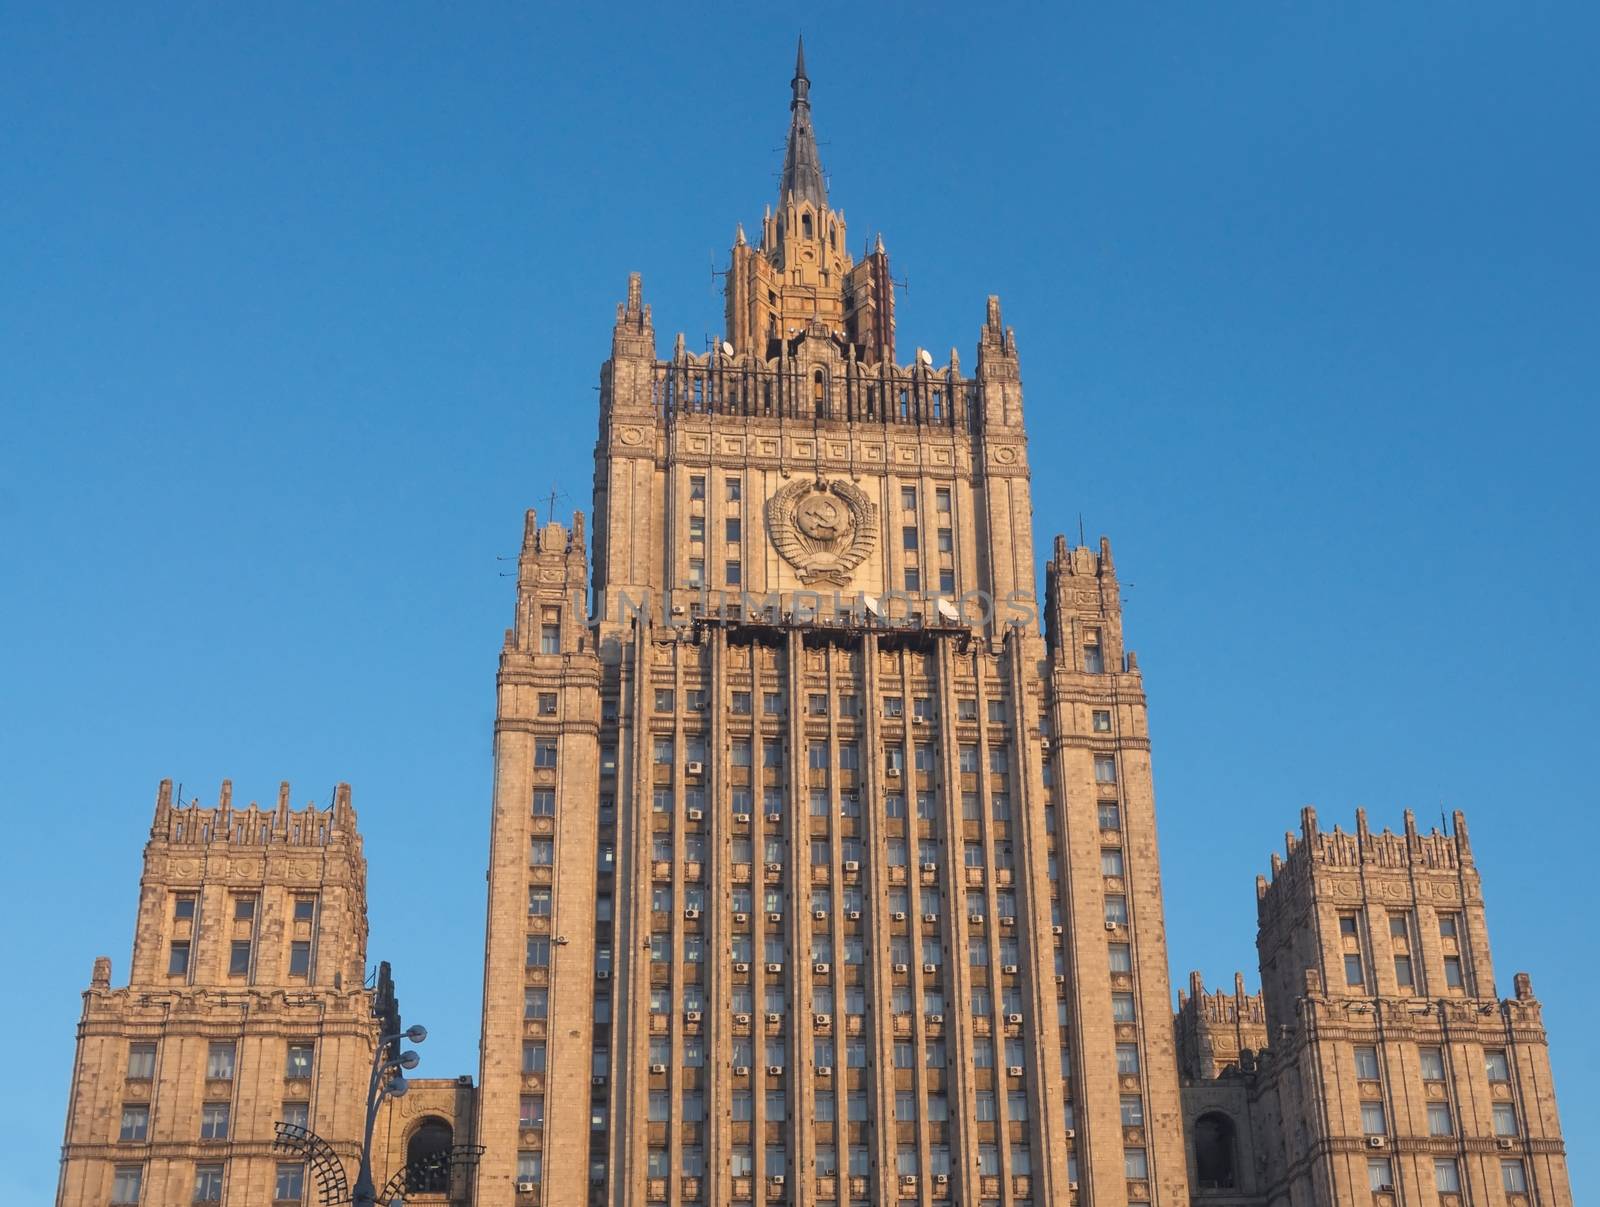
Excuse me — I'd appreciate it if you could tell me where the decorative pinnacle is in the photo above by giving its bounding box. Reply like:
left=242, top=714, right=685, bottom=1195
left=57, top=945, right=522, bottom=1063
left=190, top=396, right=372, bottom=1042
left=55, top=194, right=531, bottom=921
left=779, top=36, right=826, bottom=208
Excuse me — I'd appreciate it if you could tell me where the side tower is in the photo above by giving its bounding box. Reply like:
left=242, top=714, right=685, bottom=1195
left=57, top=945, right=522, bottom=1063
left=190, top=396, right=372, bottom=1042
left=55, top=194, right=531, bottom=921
left=485, top=43, right=1192, bottom=1207
left=1250, top=808, right=1572, bottom=1206
left=56, top=780, right=374, bottom=1207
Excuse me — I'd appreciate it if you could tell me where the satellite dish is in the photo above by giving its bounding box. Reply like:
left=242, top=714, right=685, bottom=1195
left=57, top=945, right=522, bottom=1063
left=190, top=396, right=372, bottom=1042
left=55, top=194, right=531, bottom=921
left=918, top=348, right=933, bottom=366
left=722, top=341, right=734, bottom=357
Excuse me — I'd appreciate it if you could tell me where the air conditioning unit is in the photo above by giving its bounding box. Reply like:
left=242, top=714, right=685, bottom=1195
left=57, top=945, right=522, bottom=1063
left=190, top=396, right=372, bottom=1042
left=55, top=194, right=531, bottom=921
left=1000, top=915, right=1016, bottom=926
left=1068, top=1181, right=1080, bottom=1192
left=1006, top=1013, right=1023, bottom=1024
left=893, top=962, right=909, bottom=973
left=922, top=962, right=937, bottom=973
left=670, top=603, right=687, bottom=616
left=686, top=1010, right=702, bottom=1022
left=886, top=767, right=902, bottom=778
left=766, top=812, right=782, bottom=824
left=767, top=1065, right=784, bottom=1075
left=844, top=860, right=861, bottom=872
left=765, top=862, right=782, bottom=873
left=846, top=910, right=861, bottom=921
left=921, top=861, right=938, bottom=872
left=517, top=1178, right=537, bottom=1193
left=1054, top=974, right=1065, bottom=984
left=734, top=912, right=749, bottom=923
left=597, top=969, right=610, bottom=980
left=766, top=962, right=783, bottom=973
left=970, top=914, right=985, bottom=924
left=771, top=1175, right=786, bottom=1186
left=817, top=1065, right=833, bottom=1076
left=768, top=911, right=782, bottom=922
left=734, top=961, right=750, bottom=973
left=935, top=1174, right=949, bottom=1185
left=1367, top=1136, right=1387, bottom=1149
left=1065, top=1128, right=1076, bottom=1140
left=893, top=911, right=907, bottom=922
left=1497, top=1138, right=1515, bottom=1150
left=900, top=1176, right=918, bottom=1188
left=687, top=808, right=704, bottom=821
left=1002, top=964, right=1019, bottom=974
left=649, top=1062, right=667, bottom=1074
left=1007, top=1065, right=1024, bottom=1076
left=813, top=909, right=827, bottom=920
left=766, top=1012, right=781, bottom=1023
left=914, top=716, right=928, bottom=725
left=1051, top=924, right=1063, bottom=936
left=687, top=761, right=704, bottom=775
left=1105, top=921, right=1118, bottom=931
left=591, top=1074, right=605, bottom=1085
left=539, top=700, right=557, bottom=716
left=734, top=813, right=751, bottom=825
left=735, top=1012, right=751, bottom=1024
left=815, top=1012, right=832, bottom=1025
left=927, top=1012, right=944, bottom=1024
left=814, top=962, right=831, bottom=974
left=684, top=907, right=701, bottom=919
left=923, top=912, right=938, bottom=923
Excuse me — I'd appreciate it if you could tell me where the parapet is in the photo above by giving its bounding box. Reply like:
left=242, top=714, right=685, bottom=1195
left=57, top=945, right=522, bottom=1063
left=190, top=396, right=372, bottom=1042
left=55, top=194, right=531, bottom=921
left=150, top=778, right=358, bottom=850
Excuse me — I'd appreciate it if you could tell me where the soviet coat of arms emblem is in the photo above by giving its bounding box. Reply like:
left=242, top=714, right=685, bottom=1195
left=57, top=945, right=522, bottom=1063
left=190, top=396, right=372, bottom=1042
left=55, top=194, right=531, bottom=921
left=767, top=478, right=879, bottom=586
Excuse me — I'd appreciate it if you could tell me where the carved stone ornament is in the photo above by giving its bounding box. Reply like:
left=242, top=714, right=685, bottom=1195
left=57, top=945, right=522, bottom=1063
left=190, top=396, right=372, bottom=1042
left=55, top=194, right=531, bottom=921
left=767, top=477, right=879, bottom=586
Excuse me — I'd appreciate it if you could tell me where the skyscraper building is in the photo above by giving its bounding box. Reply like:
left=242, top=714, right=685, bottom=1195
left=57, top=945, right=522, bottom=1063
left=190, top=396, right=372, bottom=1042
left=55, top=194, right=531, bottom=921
left=475, top=41, right=1189, bottom=1206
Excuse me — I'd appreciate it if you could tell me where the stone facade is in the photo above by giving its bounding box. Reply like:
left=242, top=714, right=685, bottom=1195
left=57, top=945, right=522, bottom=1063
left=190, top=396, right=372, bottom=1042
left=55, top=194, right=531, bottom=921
left=1175, top=810, right=1573, bottom=1207
left=55, top=780, right=475, bottom=1207
left=55, top=41, right=1573, bottom=1207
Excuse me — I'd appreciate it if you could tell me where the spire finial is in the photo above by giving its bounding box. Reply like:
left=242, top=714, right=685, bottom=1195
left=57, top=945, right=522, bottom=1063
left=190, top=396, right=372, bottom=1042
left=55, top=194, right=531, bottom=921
left=779, top=38, right=826, bottom=208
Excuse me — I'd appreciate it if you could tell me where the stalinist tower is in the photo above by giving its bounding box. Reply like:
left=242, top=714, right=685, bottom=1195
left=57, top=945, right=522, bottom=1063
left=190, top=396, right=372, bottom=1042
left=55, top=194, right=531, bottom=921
left=475, top=41, right=1190, bottom=1207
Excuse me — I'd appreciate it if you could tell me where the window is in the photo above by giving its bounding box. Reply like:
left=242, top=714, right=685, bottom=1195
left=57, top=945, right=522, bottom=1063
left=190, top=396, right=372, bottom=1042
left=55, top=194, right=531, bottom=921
left=689, top=475, right=705, bottom=500
left=234, top=895, right=256, bottom=921
left=1493, top=1101, right=1518, bottom=1136
left=289, top=941, right=311, bottom=977
left=902, top=526, right=919, bottom=551
left=293, top=896, right=317, bottom=922
left=1116, top=1044, right=1140, bottom=1075
left=726, top=560, right=742, bottom=585
left=119, top=1103, right=150, bottom=1141
left=730, top=690, right=751, bottom=714
left=1111, top=992, right=1136, bottom=1022
left=1361, top=1101, right=1387, bottom=1134
left=285, top=1043, right=314, bottom=1080
left=268, top=1162, right=304, bottom=1202
left=168, top=940, right=191, bottom=976
left=227, top=939, right=252, bottom=976
left=540, top=620, right=561, bottom=654
left=532, top=789, right=556, bottom=816
left=1344, top=953, right=1365, bottom=987
left=1098, top=801, right=1121, bottom=830
left=531, top=838, right=554, bottom=866
left=688, top=558, right=704, bottom=587
left=523, top=1042, right=546, bottom=1074
left=1354, top=1046, right=1381, bottom=1080
left=1485, top=1050, right=1510, bottom=1082
left=127, top=1042, right=156, bottom=1080
left=904, top=568, right=920, bottom=591
left=534, top=739, right=557, bottom=768
left=1094, top=755, right=1117, bottom=784
left=200, top=1101, right=230, bottom=1140
left=1092, top=709, right=1111, bottom=732
left=1501, top=1159, right=1529, bottom=1193
left=1101, top=848, right=1125, bottom=877
left=527, top=936, right=552, bottom=967
left=529, top=886, right=552, bottom=917
left=764, top=692, right=784, bottom=715
left=726, top=476, right=742, bottom=502
left=1105, top=895, right=1129, bottom=925
left=725, top=517, right=742, bottom=543
left=281, top=1101, right=309, bottom=1129
left=1434, top=1159, right=1462, bottom=1193
left=901, top=486, right=917, bottom=511
left=206, top=1042, right=235, bottom=1081
left=193, top=1165, right=225, bottom=1203
left=1367, top=1158, right=1394, bottom=1192
left=1125, top=1147, right=1148, bottom=1179
left=1439, top=912, right=1460, bottom=940
left=1393, top=954, right=1413, bottom=988
left=1427, top=1102, right=1453, bottom=1136
left=975, top=1091, right=996, bottom=1121
left=173, top=893, right=196, bottom=920
left=1008, top=1090, right=1030, bottom=1120
left=1444, top=954, right=1464, bottom=987
left=1419, top=1047, right=1445, bottom=1081
left=112, top=1167, right=143, bottom=1204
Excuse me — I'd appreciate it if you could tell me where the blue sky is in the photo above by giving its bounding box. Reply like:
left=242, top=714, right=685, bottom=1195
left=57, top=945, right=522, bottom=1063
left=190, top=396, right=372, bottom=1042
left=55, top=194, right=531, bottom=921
left=3, top=2, right=1596, bottom=1199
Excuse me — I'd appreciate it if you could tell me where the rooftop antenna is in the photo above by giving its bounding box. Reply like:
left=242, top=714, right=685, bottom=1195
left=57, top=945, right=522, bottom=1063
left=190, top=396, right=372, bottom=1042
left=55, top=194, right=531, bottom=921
left=545, top=482, right=568, bottom=518
left=1078, top=514, right=1086, bottom=546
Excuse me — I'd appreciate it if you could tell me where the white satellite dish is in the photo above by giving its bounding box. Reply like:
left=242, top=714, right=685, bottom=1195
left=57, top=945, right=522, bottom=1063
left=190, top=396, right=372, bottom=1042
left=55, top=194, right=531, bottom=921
left=918, top=348, right=933, bottom=366
left=937, top=598, right=961, bottom=622
left=722, top=341, right=734, bottom=357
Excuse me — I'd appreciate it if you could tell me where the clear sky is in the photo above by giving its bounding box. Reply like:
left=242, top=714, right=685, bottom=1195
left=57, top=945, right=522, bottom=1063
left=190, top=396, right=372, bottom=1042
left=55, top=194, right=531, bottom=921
left=3, top=2, right=1596, bottom=1199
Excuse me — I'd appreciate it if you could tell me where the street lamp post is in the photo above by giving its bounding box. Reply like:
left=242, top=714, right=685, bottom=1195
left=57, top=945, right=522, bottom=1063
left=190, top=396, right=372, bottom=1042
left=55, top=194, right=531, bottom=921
left=352, top=1020, right=428, bottom=1206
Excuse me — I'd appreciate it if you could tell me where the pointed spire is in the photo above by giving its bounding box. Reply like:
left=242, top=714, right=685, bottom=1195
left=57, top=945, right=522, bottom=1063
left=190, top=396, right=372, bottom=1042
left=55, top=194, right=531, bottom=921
left=779, top=36, right=827, bottom=208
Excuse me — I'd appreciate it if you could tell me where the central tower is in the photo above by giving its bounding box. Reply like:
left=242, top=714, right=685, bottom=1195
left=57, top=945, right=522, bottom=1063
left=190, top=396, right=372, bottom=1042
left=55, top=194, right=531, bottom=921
left=477, top=44, right=1190, bottom=1207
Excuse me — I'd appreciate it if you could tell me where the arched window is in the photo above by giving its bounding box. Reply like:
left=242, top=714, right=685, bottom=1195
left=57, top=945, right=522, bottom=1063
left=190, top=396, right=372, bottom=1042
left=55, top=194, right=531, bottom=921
left=813, top=369, right=826, bottom=417
left=1193, top=1112, right=1236, bottom=1189
left=406, top=1117, right=454, bottom=1193
left=802, top=212, right=814, bottom=239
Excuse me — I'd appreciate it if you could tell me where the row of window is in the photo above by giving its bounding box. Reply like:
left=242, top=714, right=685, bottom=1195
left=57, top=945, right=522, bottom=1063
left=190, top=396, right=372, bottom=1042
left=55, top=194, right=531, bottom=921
left=685, top=478, right=956, bottom=515
left=111, top=1162, right=304, bottom=1205
left=124, top=1039, right=314, bottom=1082
left=1339, top=910, right=1469, bottom=991
left=1359, top=1097, right=1521, bottom=1137
left=656, top=690, right=1019, bottom=722
left=168, top=938, right=314, bottom=978
left=1366, top=1156, right=1528, bottom=1194
left=1354, top=1043, right=1513, bottom=1083
left=171, top=893, right=318, bottom=922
